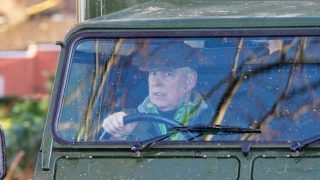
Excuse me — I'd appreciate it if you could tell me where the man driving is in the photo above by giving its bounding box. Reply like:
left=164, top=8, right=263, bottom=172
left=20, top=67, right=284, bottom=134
left=102, top=41, right=213, bottom=140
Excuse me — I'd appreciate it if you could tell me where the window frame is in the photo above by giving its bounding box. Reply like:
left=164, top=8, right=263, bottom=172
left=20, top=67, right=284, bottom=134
left=52, top=28, right=320, bottom=146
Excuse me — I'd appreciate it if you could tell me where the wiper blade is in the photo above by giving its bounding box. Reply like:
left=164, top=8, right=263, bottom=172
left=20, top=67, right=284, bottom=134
left=131, top=125, right=261, bottom=153
left=290, top=135, right=320, bottom=152
left=172, top=124, right=261, bottom=134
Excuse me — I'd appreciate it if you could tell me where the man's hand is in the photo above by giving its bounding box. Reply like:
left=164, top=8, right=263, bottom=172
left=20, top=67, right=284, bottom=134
left=102, top=112, right=136, bottom=139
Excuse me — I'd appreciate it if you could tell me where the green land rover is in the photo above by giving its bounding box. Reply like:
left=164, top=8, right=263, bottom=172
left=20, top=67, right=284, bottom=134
left=1, top=0, right=320, bottom=179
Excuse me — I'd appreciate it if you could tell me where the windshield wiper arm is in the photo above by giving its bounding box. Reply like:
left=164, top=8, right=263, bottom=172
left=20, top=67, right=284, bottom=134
left=290, top=135, right=320, bottom=152
left=131, top=125, right=261, bottom=153
left=131, top=132, right=176, bottom=153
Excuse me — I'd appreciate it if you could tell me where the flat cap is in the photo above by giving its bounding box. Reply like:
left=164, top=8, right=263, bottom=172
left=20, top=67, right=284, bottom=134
left=132, top=41, right=202, bottom=71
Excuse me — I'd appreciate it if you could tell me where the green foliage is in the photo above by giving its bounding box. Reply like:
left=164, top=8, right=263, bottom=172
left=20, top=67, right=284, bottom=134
left=0, top=97, right=18, bottom=118
left=5, top=98, right=49, bottom=168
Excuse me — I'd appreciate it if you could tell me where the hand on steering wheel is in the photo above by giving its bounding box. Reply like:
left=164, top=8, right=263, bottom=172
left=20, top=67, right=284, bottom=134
left=100, top=113, right=195, bottom=141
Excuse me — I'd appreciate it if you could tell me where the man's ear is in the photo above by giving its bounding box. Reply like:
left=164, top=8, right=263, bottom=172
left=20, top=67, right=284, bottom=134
left=186, top=72, right=197, bottom=91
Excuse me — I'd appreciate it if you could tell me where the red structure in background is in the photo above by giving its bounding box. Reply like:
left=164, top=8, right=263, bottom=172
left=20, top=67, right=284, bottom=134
left=0, top=44, right=59, bottom=97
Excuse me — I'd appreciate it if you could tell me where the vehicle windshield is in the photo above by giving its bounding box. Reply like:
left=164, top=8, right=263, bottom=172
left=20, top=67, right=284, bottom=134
left=56, top=36, right=320, bottom=143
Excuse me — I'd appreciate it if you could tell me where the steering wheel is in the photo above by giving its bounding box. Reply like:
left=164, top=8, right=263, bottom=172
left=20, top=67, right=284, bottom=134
left=99, top=113, right=196, bottom=140
left=123, top=113, right=183, bottom=126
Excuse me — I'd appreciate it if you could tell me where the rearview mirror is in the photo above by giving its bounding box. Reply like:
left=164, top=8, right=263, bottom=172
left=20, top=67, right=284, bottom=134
left=0, top=126, right=6, bottom=179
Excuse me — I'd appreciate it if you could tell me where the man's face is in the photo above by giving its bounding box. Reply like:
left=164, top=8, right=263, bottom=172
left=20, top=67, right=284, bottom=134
left=148, top=67, right=197, bottom=112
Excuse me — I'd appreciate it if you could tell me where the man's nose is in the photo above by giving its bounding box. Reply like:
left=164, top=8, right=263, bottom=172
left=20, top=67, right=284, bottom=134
left=150, top=73, right=164, bottom=85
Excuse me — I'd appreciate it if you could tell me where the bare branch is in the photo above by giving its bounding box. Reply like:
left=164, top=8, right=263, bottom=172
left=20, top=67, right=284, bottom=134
left=76, top=39, right=124, bottom=141
left=241, top=37, right=307, bottom=140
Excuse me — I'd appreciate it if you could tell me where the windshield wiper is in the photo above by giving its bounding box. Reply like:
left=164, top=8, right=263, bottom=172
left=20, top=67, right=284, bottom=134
left=290, top=135, right=320, bottom=152
left=131, top=125, right=261, bottom=153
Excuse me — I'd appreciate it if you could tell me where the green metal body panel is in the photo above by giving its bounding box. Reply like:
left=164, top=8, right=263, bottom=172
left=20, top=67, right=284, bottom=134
left=34, top=144, right=320, bottom=179
left=34, top=0, right=320, bottom=179
left=55, top=157, right=239, bottom=179
left=253, top=156, right=320, bottom=179
left=77, top=0, right=320, bottom=28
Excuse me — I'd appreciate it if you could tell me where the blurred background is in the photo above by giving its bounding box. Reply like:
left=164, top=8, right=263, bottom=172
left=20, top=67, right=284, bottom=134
left=0, top=0, right=76, bottom=179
